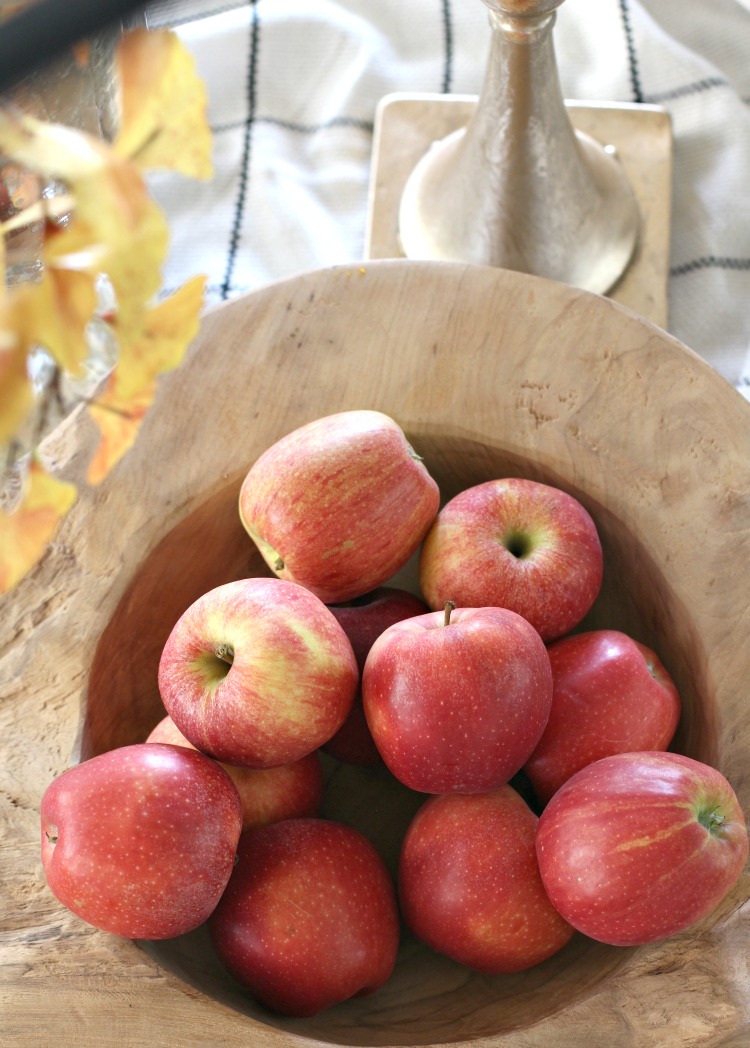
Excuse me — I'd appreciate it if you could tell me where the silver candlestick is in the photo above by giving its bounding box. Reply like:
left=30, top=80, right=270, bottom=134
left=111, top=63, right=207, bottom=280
left=398, top=0, right=641, bottom=294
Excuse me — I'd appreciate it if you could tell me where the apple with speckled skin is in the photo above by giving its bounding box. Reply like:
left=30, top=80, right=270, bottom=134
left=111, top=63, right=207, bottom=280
left=40, top=743, right=242, bottom=939
left=146, top=715, right=324, bottom=830
left=524, top=630, right=682, bottom=805
left=536, top=751, right=749, bottom=946
left=323, top=587, right=429, bottom=764
left=399, top=786, right=574, bottom=973
left=158, top=577, right=358, bottom=768
left=209, top=818, right=400, bottom=1017
left=418, top=478, right=603, bottom=642
left=238, top=410, right=440, bottom=604
left=362, top=603, right=553, bottom=794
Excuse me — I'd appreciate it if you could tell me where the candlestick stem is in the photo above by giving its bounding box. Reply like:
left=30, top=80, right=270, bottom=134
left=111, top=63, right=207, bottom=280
left=398, top=0, right=640, bottom=294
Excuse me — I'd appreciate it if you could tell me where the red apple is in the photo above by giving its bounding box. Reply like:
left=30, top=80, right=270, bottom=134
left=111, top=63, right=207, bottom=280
left=209, top=818, right=400, bottom=1016
left=146, top=715, right=324, bottom=830
left=536, top=751, right=749, bottom=946
left=399, top=787, right=574, bottom=972
left=158, top=577, right=358, bottom=768
left=362, top=603, right=553, bottom=794
left=238, top=409, right=440, bottom=603
left=40, top=743, right=242, bottom=939
left=524, top=630, right=682, bottom=804
left=324, top=586, right=429, bottom=764
left=418, top=477, right=603, bottom=641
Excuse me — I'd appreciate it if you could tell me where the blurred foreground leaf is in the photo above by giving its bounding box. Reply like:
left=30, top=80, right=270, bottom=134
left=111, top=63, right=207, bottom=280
left=0, top=459, right=77, bottom=592
left=87, top=274, right=206, bottom=484
left=114, top=27, right=214, bottom=179
left=0, top=28, right=212, bottom=595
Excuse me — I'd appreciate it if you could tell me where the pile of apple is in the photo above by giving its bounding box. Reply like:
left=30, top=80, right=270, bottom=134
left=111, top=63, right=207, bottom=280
left=40, top=409, right=749, bottom=1019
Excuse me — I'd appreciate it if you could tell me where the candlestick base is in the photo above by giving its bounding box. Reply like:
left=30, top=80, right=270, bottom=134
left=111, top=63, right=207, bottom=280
left=365, top=93, right=672, bottom=329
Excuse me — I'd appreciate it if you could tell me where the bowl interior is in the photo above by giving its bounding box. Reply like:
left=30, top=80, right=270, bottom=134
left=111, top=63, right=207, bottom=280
left=81, top=431, right=715, bottom=1047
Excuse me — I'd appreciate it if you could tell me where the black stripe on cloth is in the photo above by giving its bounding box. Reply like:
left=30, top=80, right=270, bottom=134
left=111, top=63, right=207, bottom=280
left=644, top=76, right=735, bottom=104
left=211, top=114, right=375, bottom=135
left=205, top=282, right=251, bottom=298
left=670, top=256, right=750, bottom=277
left=618, top=0, right=645, bottom=104
left=220, top=0, right=259, bottom=302
left=441, top=0, right=454, bottom=94
left=159, top=281, right=250, bottom=299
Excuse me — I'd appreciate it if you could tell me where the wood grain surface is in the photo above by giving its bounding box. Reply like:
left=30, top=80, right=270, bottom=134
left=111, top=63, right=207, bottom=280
left=2, top=259, right=750, bottom=1047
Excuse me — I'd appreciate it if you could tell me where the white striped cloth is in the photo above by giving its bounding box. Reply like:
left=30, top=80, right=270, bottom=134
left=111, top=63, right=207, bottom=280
left=143, top=0, right=750, bottom=392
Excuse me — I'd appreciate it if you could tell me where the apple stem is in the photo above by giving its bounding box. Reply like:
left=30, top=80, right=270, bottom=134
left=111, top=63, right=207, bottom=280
left=215, top=644, right=235, bottom=666
left=699, top=807, right=726, bottom=835
left=45, top=830, right=58, bottom=844
left=443, top=600, right=456, bottom=626
left=273, top=556, right=285, bottom=572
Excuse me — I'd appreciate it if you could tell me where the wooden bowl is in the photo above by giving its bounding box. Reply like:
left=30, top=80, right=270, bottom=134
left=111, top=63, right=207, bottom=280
left=3, top=260, right=750, bottom=1047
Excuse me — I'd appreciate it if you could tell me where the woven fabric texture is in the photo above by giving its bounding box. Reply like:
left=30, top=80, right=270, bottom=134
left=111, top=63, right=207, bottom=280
left=144, top=0, right=750, bottom=390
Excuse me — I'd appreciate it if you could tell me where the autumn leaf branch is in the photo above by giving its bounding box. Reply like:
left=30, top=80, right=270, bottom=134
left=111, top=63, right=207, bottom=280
left=0, top=27, right=213, bottom=593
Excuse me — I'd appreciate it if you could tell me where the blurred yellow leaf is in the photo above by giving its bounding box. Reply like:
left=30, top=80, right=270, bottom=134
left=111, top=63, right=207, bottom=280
left=114, top=28, right=213, bottom=179
left=86, top=387, right=150, bottom=487
left=0, top=111, right=107, bottom=183
left=0, top=459, right=77, bottom=594
left=86, top=275, right=205, bottom=483
left=0, top=112, right=169, bottom=351
left=79, top=179, right=169, bottom=353
left=0, top=27, right=212, bottom=593
left=114, top=273, right=205, bottom=399
left=0, top=300, right=32, bottom=446
left=0, top=203, right=5, bottom=279
left=18, top=265, right=97, bottom=375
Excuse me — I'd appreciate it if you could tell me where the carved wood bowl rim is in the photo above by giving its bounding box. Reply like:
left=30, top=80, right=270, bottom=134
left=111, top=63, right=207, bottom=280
left=4, top=259, right=750, bottom=1048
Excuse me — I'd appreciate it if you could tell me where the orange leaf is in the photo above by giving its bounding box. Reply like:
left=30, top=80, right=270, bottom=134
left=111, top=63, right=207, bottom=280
left=86, top=275, right=206, bottom=484
left=114, top=274, right=205, bottom=401
left=0, top=111, right=169, bottom=350
left=0, top=198, right=6, bottom=279
left=86, top=381, right=152, bottom=486
left=114, top=28, right=213, bottom=179
left=0, top=459, right=77, bottom=594
left=87, top=190, right=169, bottom=354
left=16, top=265, right=98, bottom=375
left=0, top=298, right=33, bottom=446
left=45, top=157, right=169, bottom=352
left=0, top=111, right=110, bottom=184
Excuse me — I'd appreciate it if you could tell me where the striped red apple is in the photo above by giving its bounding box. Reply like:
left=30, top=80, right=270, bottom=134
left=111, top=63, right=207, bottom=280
left=239, top=410, right=440, bottom=604
left=536, top=751, right=748, bottom=946
left=158, top=576, right=358, bottom=768
left=419, top=477, right=603, bottom=642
